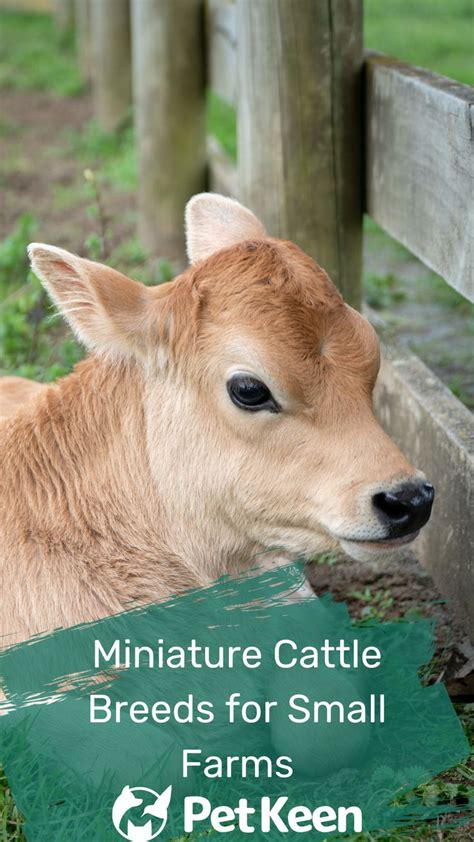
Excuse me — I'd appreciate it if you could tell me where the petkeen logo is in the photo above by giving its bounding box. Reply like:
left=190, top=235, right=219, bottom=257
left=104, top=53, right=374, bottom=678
left=112, top=785, right=364, bottom=837
left=112, top=785, right=172, bottom=841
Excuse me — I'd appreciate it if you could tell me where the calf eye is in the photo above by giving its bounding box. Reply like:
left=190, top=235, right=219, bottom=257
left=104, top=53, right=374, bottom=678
left=227, top=375, right=280, bottom=413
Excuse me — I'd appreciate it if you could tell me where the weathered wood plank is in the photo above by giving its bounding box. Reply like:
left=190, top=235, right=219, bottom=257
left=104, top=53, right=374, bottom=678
left=131, top=0, right=207, bottom=264
left=207, top=136, right=239, bottom=197
left=366, top=53, right=474, bottom=302
left=91, top=0, right=132, bottom=132
left=370, top=309, right=474, bottom=640
left=237, top=0, right=363, bottom=308
left=75, top=0, right=92, bottom=82
left=52, top=0, right=74, bottom=29
left=206, top=0, right=237, bottom=106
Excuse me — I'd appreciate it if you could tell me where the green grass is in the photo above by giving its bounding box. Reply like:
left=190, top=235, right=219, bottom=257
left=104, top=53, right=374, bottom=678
left=207, top=91, right=237, bottom=161
left=0, top=213, right=36, bottom=294
left=0, top=215, right=171, bottom=386
left=362, top=215, right=474, bottom=409
left=66, top=120, right=138, bottom=191
left=364, top=0, right=474, bottom=86
left=0, top=12, right=83, bottom=96
left=364, top=272, right=407, bottom=311
left=0, top=770, right=24, bottom=842
left=0, top=117, right=20, bottom=139
left=447, top=375, right=473, bottom=407
left=350, top=587, right=395, bottom=623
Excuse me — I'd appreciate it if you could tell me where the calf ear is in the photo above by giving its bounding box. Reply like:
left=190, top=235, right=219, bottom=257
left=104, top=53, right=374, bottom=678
left=28, top=244, right=154, bottom=358
left=185, top=193, right=267, bottom=264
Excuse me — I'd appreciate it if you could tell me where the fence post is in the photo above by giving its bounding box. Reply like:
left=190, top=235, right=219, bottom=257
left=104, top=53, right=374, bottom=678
left=131, top=0, right=207, bottom=264
left=53, top=0, right=74, bottom=32
left=75, top=0, right=92, bottom=83
left=91, top=0, right=132, bottom=132
left=237, top=0, right=363, bottom=308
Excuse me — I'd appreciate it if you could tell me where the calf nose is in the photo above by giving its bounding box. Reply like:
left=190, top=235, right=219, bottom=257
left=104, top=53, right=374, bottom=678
left=372, top=482, right=434, bottom=537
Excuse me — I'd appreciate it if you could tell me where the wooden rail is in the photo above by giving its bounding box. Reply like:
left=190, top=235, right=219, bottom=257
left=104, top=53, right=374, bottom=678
left=237, top=0, right=363, bottom=309
left=92, top=0, right=131, bottom=132
left=207, top=0, right=237, bottom=107
left=75, top=0, right=92, bottom=83
left=366, top=54, right=474, bottom=302
left=131, top=0, right=207, bottom=262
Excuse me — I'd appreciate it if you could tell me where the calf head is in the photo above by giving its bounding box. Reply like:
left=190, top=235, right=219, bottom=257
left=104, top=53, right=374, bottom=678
left=29, top=194, right=434, bottom=564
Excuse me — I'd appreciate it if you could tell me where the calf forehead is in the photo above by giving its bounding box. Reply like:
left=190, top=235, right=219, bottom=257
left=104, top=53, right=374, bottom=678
left=195, top=238, right=343, bottom=335
left=192, top=239, right=379, bottom=403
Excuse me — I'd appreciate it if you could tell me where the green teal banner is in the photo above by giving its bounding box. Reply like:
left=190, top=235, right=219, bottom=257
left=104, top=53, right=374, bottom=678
left=0, top=563, right=470, bottom=840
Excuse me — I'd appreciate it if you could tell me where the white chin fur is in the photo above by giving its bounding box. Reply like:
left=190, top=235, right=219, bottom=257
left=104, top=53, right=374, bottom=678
left=339, top=538, right=397, bottom=563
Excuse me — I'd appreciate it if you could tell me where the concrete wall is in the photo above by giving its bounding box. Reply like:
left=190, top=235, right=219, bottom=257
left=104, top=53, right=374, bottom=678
left=371, top=310, right=474, bottom=640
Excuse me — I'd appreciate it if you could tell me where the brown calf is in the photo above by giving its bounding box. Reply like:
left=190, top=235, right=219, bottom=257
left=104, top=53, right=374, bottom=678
left=0, top=194, right=434, bottom=647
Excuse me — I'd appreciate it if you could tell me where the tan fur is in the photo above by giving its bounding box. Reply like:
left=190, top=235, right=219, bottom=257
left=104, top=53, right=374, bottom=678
left=0, top=194, right=422, bottom=649
left=0, top=376, right=47, bottom=421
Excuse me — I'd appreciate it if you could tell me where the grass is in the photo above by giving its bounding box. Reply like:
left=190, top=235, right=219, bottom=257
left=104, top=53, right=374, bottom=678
left=0, top=118, right=20, bottom=139
left=66, top=119, right=138, bottom=192
left=447, top=375, right=473, bottom=407
left=0, top=116, right=162, bottom=383
left=350, top=587, right=396, bottom=624
left=0, top=215, right=84, bottom=383
left=0, top=214, right=36, bottom=294
left=364, top=0, right=474, bottom=86
left=0, top=771, right=23, bottom=842
left=207, top=91, right=237, bottom=162
left=364, top=272, right=407, bottom=311
left=362, top=217, right=474, bottom=409
left=0, top=12, right=83, bottom=96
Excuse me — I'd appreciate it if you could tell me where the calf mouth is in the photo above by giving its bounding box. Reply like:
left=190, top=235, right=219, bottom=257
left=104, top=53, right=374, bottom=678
left=339, top=530, right=420, bottom=559
left=347, top=530, right=420, bottom=551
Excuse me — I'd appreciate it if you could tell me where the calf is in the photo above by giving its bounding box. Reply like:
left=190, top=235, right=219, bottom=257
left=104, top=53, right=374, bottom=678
left=0, top=376, right=46, bottom=422
left=0, top=194, right=434, bottom=647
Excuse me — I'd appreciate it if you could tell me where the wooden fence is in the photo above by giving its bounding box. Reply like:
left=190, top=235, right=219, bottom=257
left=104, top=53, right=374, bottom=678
left=49, top=0, right=474, bottom=635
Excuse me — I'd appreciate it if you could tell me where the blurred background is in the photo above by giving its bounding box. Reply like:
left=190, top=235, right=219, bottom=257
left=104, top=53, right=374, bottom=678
left=0, top=0, right=473, bottom=407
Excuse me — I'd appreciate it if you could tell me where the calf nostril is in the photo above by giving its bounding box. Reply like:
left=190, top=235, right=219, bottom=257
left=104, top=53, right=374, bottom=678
left=372, top=482, right=435, bottom=537
left=372, top=492, right=411, bottom=523
left=422, top=482, right=435, bottom=502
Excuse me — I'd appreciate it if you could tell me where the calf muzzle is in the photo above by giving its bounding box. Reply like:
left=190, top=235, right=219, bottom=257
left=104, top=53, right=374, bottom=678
left=372, top=482, right=435, bottom=538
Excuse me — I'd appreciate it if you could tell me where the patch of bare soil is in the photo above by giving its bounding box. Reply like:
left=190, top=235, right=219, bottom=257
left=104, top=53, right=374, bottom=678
left=0, top=87, right=135, bottom=252
left=364, top=239, right=474, bottom=410
left=1, top=89, right=90, bottom=244
left=307, top=551, right=473, bottom=698
left=307, top=553, right=474, bottom=837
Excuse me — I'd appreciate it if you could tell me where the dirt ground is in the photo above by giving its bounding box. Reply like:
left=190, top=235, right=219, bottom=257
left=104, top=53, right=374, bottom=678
left=0, top=87, right=135, bottom=252
left=1, top=89, right=89, bottom=243
left=307, top=552, right=473, bottom=700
